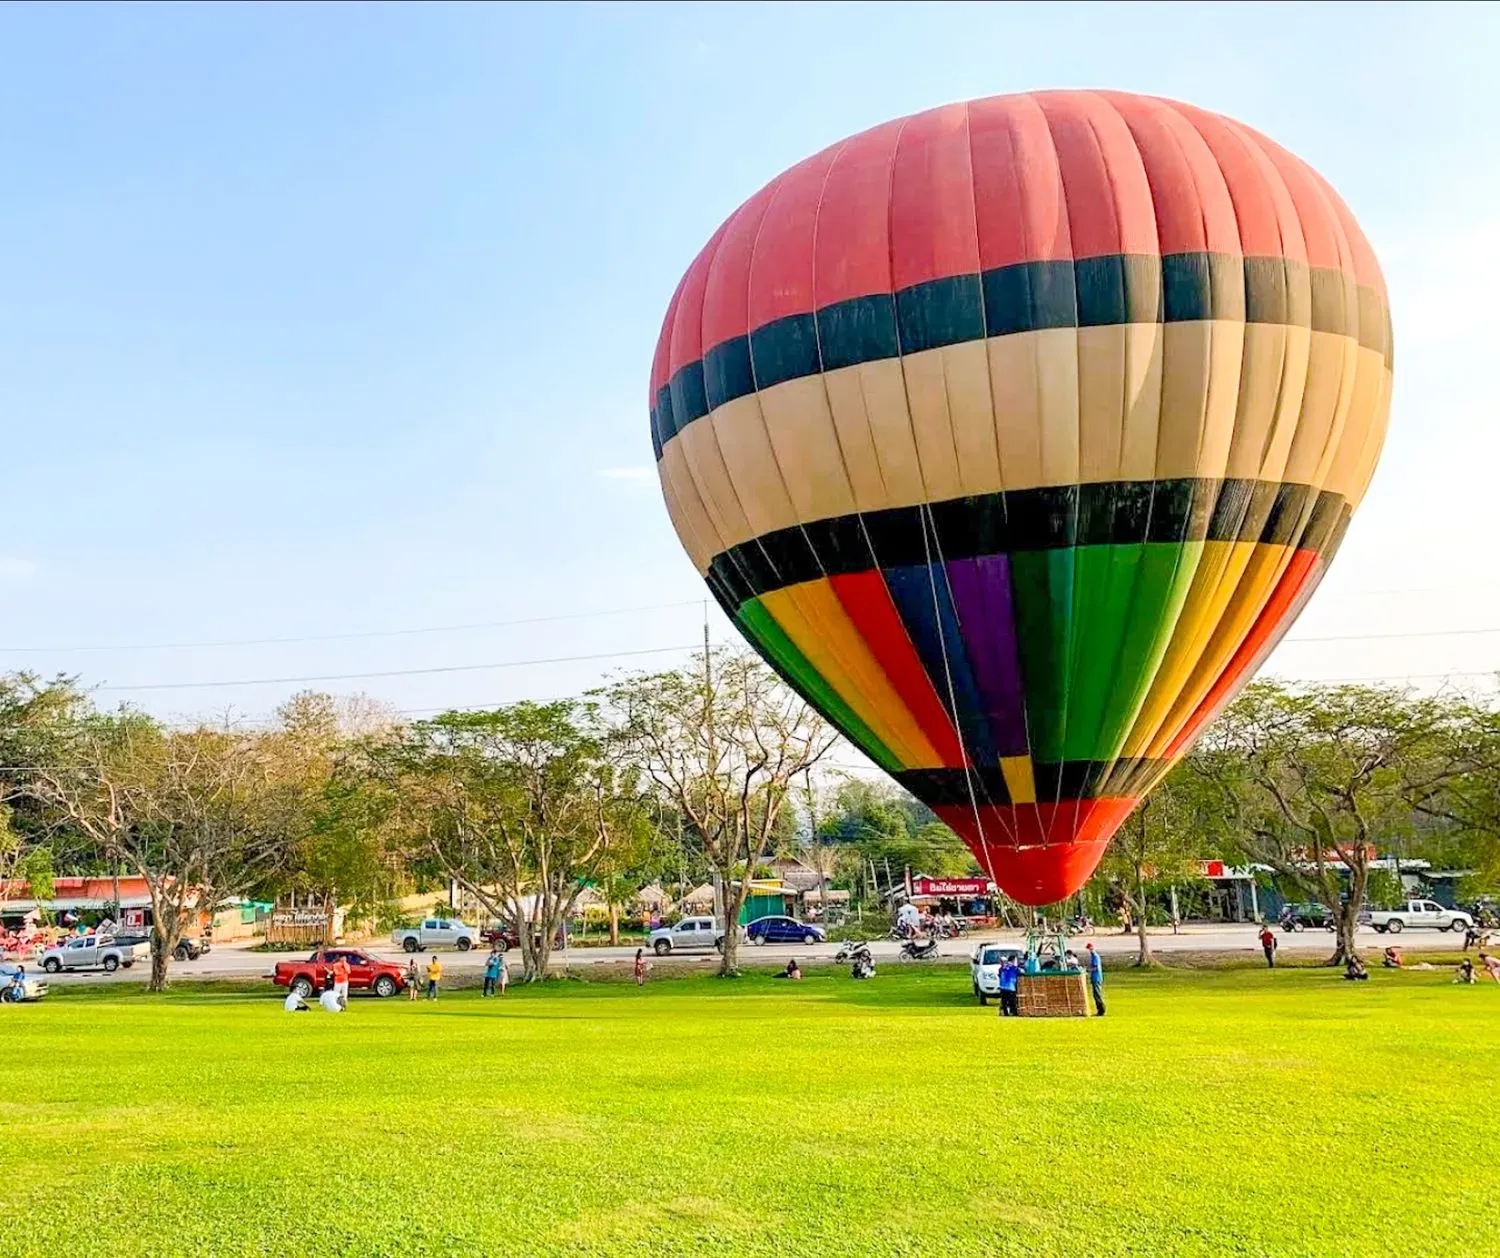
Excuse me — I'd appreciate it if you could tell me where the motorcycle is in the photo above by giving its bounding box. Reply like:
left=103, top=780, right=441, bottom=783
left=834, top=940, right=873, bottom=964
left=899, top=937, right=940, bottom=961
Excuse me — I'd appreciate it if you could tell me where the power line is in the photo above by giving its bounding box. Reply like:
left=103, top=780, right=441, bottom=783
left=95, top=644, right=700, bottom=693
left=1282, top=669, right=1499, bottom=684
left=1282, top=626, right=1500, bottom=644
left=0, top=598, right=706, bottom=654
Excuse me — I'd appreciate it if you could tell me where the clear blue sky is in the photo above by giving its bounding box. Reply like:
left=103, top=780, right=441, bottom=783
left=1, top=2, right=1496, bottom=722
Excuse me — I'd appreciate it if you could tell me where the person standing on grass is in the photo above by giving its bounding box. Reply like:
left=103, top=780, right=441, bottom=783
left=482, top=949, right=501, bottom=997
left=497, top=950, right=510, bottom=995
left=331, top=955, right=351, bottom=1010
left=1085, top=942, right=1105, bottom=1017
left=633, top=948, right=647, bottom=987
left=1259, top=923, right=1278, bottom=969
left=425, top=955, right=442, bottom=1000
left=998, top=956, right=1020, bottom=1018
left=405, top=957, right=421, bottom=1001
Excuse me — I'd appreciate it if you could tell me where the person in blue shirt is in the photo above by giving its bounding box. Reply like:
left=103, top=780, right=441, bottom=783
left=482, top=948, right=502, bottom=998
left=1085, top=942, right=1105, bottom=1016
left=997, top=957, right=1021, bottom=1018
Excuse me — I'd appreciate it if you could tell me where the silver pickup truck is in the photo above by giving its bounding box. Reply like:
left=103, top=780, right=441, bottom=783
left=40, top=934, right=151, bottom=973
left=1360, top=899, right=1474, bottom=935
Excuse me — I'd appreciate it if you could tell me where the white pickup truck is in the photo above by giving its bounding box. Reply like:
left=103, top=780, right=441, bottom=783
left=391, top=917, right=479, bottom=953
left=1361, top=899, right=1474, bottom=935
left=40, top=935, right=150, bottom=973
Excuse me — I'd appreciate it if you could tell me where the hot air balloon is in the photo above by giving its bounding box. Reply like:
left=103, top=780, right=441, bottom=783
left=648, top=91, right=1390, bottom=906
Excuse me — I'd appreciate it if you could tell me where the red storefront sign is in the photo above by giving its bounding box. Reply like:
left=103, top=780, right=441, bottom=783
left=912, top=877, right=993, bottom=898
left=1200, top=860, right=1226, bottom=879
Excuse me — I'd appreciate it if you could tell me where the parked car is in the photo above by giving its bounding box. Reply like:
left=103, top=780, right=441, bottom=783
left=970, top=944, right=1022, bottom=1005
left=173, top=936, right=213, bottom=962
left=271, top=948, right=408, bottom=999
left=1360, top=900, right=1474, bottom=934
left=745, top=916, right=825, bottom=946
left=647, top=916, right=725, bottom=956
left=40, top=935, right=149, bottom=973
left=0, top=962, right=48, bottom=1001
left=390, top=918, right=479, bottom=953
left=1279, top=903, right=1337, bottom=932
left=480, top=923, right=568, bottom=953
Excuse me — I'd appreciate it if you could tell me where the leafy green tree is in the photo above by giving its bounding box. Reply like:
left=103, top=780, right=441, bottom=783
left=371, top=701, right=637, bottom=981
left=816, top=778, right=977, bottom=888
left=1189, top=681, right=1495, bottom=965
left=1096, top=770, right=1208, bottom=966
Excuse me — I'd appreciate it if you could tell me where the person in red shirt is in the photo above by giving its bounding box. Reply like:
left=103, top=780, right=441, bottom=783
left=331, top=957, right=351, bottom=1009
left=1258, top=923, right=1278, bottom=969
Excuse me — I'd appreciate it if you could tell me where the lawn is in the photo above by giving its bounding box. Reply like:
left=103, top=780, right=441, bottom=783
left=2, top=964, right=1497, bottom=1257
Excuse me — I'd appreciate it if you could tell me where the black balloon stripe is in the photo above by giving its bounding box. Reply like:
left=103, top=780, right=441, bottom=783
left=706, top=480, right=1349, bottom=612
left=895, top=759, right=1169, bottom=806
left=649, top=251, right=1392, bottom=457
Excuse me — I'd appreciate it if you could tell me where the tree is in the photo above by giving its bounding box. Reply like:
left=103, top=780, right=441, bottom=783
left=373, top=701, right=634, bottom=981
left=28, top=714, right=289, bottom=990
left=1095, top=772, right=1206, bottom=966
left=262, top=692, right=403, bottom=929
left=597, top=649, right=838, bottom=977
left=0, top=673, right=89, bottom=898
left=1190, top=681, right=1493, bottom=965
left=815, top=778, right=977, bottom=890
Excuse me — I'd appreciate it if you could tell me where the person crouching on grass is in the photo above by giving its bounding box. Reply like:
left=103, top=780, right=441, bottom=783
left=425, top=955, right=442, bottom=1000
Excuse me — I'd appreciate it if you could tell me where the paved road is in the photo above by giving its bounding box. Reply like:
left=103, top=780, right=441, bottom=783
left=29, top=922, right=1470, bottom=990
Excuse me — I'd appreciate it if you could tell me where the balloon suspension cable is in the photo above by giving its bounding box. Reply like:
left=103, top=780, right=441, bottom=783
left=1024, top=916, right=1078, bottom=974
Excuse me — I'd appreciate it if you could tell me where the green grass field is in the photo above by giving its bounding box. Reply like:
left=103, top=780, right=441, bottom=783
left=3, top=965, right=1497, bottom=1257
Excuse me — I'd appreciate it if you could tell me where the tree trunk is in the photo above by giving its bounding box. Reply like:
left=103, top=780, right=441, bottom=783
left=607, top=902, right=620, bottom=947
left=718, top=881, right=744, bottom=978
left=148, top=929, right=173, bottom=993
left=1134, top=866, right=1153, bottom=967
left=1331, top=906, right=1359, bottom=968
left=718, top=924, right=739, bottom=977
left=531, top=927, right=552, bottom=982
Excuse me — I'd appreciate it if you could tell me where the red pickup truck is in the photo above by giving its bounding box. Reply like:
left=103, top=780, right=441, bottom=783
left=272, top=948, right=408, bottom=999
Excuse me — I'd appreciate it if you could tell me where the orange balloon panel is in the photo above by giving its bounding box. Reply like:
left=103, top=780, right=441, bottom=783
left=650, top=91, right=1391, bottom=905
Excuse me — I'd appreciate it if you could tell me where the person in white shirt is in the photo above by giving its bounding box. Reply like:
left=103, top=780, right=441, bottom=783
left=284, top=988, right=309, bottom=1013
left=318, top=988, right=343, bottom=1013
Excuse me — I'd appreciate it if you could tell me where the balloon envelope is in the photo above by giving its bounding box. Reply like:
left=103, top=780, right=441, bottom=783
left=649, top=91, right=1390, bottom=905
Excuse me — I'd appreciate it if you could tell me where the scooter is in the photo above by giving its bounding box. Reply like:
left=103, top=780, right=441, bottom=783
left=899, top=937, right=940, bottom=961
left=834, top=940, right=873, bottom=964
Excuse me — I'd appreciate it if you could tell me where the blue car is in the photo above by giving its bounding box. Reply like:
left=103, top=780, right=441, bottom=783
left=746, top=916, right=825, bottom=946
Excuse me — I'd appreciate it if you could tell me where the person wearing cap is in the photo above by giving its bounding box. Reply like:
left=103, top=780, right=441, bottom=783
left=1084, top=942, right=1105, bottom=1016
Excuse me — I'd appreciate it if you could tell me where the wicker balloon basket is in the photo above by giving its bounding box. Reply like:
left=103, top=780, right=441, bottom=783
left=1016, top=971, right=1094, bottom=1017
